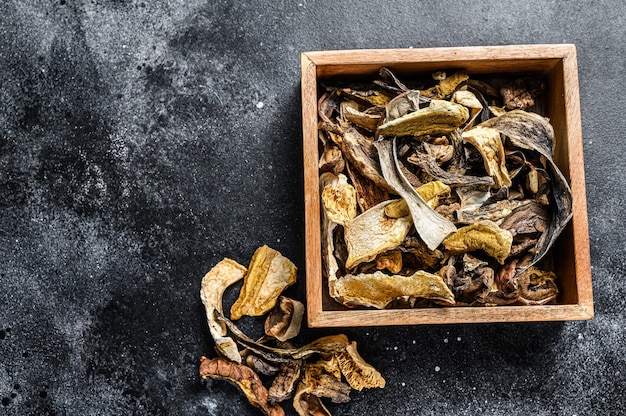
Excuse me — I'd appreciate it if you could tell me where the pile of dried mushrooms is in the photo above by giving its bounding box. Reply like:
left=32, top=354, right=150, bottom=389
left=318, top=68, right=573, bottom=308
left=199, top=246, right=385, bottom=416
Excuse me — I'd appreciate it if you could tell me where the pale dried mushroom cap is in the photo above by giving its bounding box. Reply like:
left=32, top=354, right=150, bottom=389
left=336, top=341, right=386, bottom=391
left=230, top=245, right=297, bottom=320
left=200, top=258, right=247, bottom=362
left=343, top=199, right=413, bottom=270
left=333, top=270, right=455, bottom=309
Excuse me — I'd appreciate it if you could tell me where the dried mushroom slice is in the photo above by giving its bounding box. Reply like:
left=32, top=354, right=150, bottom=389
left=264, top=296, right=305, bottom=342
left=385, top=90, right=422, bottom=121
left=336, top=341, right=386, bottom=391
left=269, top=358, right=304, bottom=404
left=341, top=127, right=392, bottom=192
left=333, top=270, right=455, bottom=309
left=517, top=266, right=558, bottom=305
left=199, top=356, right=285, bottom=416
left=443, top=220, right=513, bottom=264
left=343, top=199, right=413, bottom=270
left=230, top=245, right=297, bottom=320
left=462, top=126, right=512, bottom=188
left=384, top=180, right=451, bottom=219
left=377, top=99, right=469, bottom=137
left=320, top=173, right=357, bottom=225
left=200, top=258, right=247, bottom=363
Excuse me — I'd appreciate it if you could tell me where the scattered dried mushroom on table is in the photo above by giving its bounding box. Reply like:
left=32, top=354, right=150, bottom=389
left=200, top=246, right=385, bottom=416
left=318, top=68, right=573, bottom=308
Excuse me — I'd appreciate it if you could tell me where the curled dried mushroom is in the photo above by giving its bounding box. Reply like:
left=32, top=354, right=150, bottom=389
left=318, top=68, right=573, bottom=310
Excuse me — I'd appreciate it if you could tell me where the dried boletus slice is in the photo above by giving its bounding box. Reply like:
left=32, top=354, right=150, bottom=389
left=443, top=220, right=513, bottom=264
left=230, top=245, right=297, bottom=320
left=336, top=341, right=386, bottom=391
left=333, top=270, right=455, bottom=309
left=199, top=356, right=285, bottom=416
left=377, top=99, right=469, bottom=137
left=320, top=173, right=358, bottom=225
left=200, top=258, right=247, bottom=362
left=343, top=199, right=413, bottom=270
left=264, top=296, right=305, bottom=342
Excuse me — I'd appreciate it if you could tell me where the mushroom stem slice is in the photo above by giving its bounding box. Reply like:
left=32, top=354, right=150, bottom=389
left=377, top=99, right=469, bottom=137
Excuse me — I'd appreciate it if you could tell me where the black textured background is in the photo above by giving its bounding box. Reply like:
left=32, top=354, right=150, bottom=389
left=1, top=1, right=624, bottom=415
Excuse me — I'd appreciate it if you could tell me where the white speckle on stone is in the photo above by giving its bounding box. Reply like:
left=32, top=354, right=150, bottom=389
left=393, top=346, right=398, bottom=350
left=443, top=338, right=448, bottom=343
left=435, top=366, right=440, bottom=372
left=412, top=340, right=416, bottom=344
left=256, top=101, right=264, bottom=109
left=277, top=238, right=281, bottom=243
left=578, top=333, right=584, bottom=340
left=457, top=337, right=462, bottom=342
left=401, top=382, right=406, bottom=387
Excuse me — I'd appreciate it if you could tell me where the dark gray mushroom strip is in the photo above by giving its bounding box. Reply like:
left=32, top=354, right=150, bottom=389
left=317, top=92, right=341, bottom=134
left=407, top=149, right=495, bottom=187
left=374, top=137, right=457, bottom=250
left=452, top=254, right=495, bottom=304
left=480, top=110, right=573, bottom=271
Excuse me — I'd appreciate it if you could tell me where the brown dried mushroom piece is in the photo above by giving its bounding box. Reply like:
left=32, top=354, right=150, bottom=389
left=200, top=258, right=247, bottom=363
left=333, top=270, right=455, bottom=309
left=341, top=127, right=392, bottom=192
left=517, top=266, right=558, bottom=305
left=199, top=356, right=285, bottom=416
left=269, top=358, right=304, bottom=404
left=264, top=296, right=305, bottom=342
left=230, top=245, right=297, bottom=320
left=421, top=71, right=469, bottom=99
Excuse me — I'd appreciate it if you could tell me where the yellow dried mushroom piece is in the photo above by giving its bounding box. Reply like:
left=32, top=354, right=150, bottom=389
left=334, top=270, right=455, bottom=309
left=320, top=173, right=357, bottom=225
left=200, top=258, right=247, bottom=363
left=384, top=180, right=451, bottom=219
left=230, top=245, right=297, bottom=320
left=336, top=341, right=386, bottom=391
left=377, top=99, right=469, bottom=137
left=443, top=220, right=513, bottom=264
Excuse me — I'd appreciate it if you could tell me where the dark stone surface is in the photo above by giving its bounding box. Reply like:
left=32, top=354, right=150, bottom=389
left=0, top=1, right=624, bottom=415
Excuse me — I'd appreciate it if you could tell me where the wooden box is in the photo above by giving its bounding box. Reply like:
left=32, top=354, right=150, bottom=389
left=301, top=45, right=593, bottom=327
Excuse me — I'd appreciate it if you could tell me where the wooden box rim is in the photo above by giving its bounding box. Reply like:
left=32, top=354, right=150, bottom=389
left=301, top=45, right=593, bottom=328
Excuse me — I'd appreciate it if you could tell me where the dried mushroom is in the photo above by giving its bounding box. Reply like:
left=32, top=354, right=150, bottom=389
left=200, top=258, right=247, bottom=362
left=231, top=245, right=297, bottom=319
left=333, top=270, right=455, bottom=309
left=343, top=199, right=413, bottom=270
left=336, top=341, right=386, bottom=390
left=462, top=126, right=512, bottom=188
left=265, top=296, right=305, bottom=342
left=443, top=220, right=513, bottom=264
left=199, top=356, right=285, bottom=416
